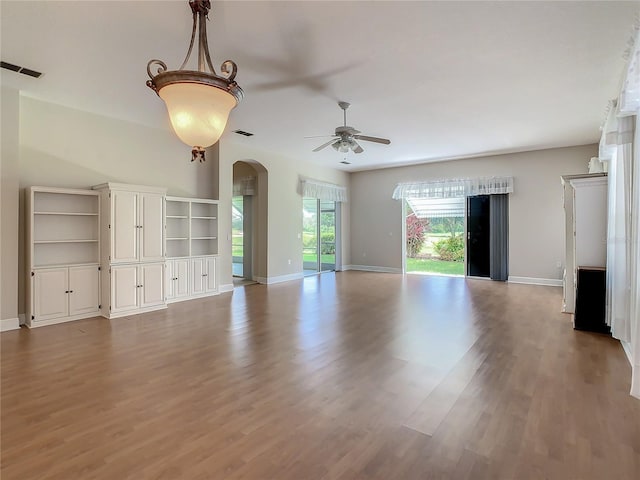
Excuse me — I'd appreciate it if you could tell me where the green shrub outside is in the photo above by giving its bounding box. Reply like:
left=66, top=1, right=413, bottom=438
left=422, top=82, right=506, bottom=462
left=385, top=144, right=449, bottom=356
left=434, top=235, right=464, bottom=262
left=321, top=232, right=335, bottom=254
left=303, top=232, right=336, bottom=254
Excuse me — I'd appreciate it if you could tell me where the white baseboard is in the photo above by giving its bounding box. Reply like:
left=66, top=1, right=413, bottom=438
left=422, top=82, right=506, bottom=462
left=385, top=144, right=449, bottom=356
left=219, top=283, right=234, bottom=293
left=621, top=341, right=632, bottom=365
left=508, top=276, right=562, bottom=287
left=1, top=317, right=20, bottom=332
left=254, top=272, right=304, bottom=285
left=105, top=304, right=167, bottom=320
left=632, top=366, right=640, bottom=400
left=343, top=265, right=403, bottom=274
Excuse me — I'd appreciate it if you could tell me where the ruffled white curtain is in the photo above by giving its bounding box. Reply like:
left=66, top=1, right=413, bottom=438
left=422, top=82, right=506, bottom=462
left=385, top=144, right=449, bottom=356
left=600, top=102, right=633, bottom=344
left=608, top=24, right=640, bottom=399
left=299, top=178, right=348, bottom=202
left=233, top=176, right=256, bottom=196
left=392, top=176, right=513, bottom=199
left=630, top=109, right=640, bottom=399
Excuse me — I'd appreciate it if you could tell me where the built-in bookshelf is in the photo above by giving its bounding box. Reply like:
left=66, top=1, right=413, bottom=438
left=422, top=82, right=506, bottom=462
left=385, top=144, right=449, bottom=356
left=29, top=188, right=100, bottom=268
left=191, top=200, right=218, bottom=256
left=165, top=198, right=190, bottom=257
left=26, top=186, right=102, bottom=328
left=165, top=197, right=218, bottom=257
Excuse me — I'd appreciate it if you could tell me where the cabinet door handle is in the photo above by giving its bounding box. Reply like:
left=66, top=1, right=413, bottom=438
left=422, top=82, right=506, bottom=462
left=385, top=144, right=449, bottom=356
left=65, top=290, right=69, bottom=294
left=69, top=290, right=74, bottom=293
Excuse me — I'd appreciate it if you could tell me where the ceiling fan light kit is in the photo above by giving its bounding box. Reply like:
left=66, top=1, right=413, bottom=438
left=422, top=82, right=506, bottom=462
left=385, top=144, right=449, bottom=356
left=146, top=0, right=243, bottom=162
left=311, top=101, right=390, bottom=156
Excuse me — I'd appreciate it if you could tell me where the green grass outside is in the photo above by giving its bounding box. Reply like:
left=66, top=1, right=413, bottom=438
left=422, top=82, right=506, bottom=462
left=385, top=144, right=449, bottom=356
left=406, top=257, right=464, bottom=275
left=303, top=253, right=334, bottom=263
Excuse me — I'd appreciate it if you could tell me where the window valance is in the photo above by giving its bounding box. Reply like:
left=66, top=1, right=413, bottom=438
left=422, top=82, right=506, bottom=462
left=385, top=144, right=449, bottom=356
left=299, top=178, right=348, bottom=202
left=233, top=176, right=256, bottom=196
left=619, top=26, right=639, bottom=114
left=392, top=176, right=514, bottom=199
left=600, top=99, right=635, bottom=162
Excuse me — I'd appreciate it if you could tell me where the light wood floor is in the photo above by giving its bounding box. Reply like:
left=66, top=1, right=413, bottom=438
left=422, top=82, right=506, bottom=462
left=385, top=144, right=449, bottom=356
left=2, top=272, right=639, bottom=479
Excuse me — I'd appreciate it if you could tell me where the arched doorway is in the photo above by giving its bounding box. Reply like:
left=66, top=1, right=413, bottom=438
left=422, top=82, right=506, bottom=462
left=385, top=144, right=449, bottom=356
left=232, top=160, right=268, bottom=285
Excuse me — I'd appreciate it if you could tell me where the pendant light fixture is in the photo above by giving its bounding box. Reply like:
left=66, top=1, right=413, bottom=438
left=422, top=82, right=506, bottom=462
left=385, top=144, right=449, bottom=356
left=146, top=0, right=243, bottom=162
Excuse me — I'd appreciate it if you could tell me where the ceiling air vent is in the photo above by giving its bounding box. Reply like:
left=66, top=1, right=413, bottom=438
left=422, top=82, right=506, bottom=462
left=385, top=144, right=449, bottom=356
left=233, top=130, right=254, bottom=137
left=340, top=160, right=352, bottom=165
left=1, top=61, right=43, bottom=78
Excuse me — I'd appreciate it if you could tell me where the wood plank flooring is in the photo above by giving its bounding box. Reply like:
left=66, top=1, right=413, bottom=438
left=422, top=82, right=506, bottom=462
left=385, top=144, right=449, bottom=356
left=2, top=272, right=639, bottom=479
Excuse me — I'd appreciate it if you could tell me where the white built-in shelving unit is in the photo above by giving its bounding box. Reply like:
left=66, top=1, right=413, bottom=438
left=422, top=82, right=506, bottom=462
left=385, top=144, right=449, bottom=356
left=165, top=197, right=218, bottom=302
left=165, top=198, right=190, bottom=258
left=92, top=183, right=167, bottom=319
left=26, top=187, right=101, bottom=327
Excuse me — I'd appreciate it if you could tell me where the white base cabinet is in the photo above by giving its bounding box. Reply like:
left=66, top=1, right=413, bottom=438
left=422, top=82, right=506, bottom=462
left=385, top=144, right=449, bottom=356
left=110, top=263, right=165, bottom=317
left=166, top=258, right=190, bottom=302
left=191, top=256, right=217, bottom=296
left=29, top=265, right=100, bottom=328
left=165, top=255, right=218, bottom=303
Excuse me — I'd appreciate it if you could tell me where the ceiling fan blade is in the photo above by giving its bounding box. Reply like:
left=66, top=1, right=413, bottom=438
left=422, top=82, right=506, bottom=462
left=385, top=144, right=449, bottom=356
left=354, top=134, right=391, bottom=145
left=351, top=140, right=364, bottom=154
left=313, top=138, right=338, bottom=152
left=304, top=135, right=335, bottom=139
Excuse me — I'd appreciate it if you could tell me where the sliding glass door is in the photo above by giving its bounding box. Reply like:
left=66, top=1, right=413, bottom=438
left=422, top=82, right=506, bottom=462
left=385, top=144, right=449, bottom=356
left=303, top=198, right=336, bottom=275
left=232, top=196, right=244, bottom=277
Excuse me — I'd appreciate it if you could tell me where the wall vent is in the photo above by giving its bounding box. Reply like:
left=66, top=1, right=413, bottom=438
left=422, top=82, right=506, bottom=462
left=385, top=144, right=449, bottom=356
left=233, top=130, right=254, bottom=137
left=1, top=61, right=43, bottom=78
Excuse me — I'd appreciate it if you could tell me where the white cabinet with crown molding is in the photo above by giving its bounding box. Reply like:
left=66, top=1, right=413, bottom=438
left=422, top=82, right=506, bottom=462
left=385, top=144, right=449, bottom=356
left=93, top=183, right=167, bottom=319
left=561, top=174, right=608, bottom=316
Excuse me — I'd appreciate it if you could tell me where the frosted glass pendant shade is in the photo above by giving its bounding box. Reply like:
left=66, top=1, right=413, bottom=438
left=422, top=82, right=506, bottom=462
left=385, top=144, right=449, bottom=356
left=158, top=82, right=238, bottom=148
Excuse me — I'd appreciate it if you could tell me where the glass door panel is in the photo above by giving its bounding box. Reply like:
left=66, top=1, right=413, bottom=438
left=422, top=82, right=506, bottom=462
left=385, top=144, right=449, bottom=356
left=320, top=200, right=336, bottom=271
left=232, top=196, right=244, bottom=277
left=303, top=198, right=319, bottom=274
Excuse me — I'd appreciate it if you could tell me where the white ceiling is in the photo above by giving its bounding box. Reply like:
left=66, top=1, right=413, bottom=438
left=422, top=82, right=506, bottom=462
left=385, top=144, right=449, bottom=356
left=1, top=1, right=638, bottom=171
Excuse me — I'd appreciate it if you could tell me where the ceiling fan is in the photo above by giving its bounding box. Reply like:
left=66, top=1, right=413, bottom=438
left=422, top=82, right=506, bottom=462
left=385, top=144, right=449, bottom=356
left=309, top=102, right=391, bottom=154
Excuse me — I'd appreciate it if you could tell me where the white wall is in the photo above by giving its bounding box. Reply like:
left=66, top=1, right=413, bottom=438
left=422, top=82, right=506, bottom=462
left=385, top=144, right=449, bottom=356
left=20, top=97, right=217, bottom=196
left=1, top=86, right=20, bottom=328
left=219, top=140, right=351, bottom=286
left=349, top=145, right=595, bottom=281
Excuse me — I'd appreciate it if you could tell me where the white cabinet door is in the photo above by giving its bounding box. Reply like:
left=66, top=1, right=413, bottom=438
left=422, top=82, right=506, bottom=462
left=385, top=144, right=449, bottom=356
left=205, top=256, right=217, bottom=293
left=69, top=266, right=100, bottom=316
left=111, top=265, right=139, bottom=313
left=165, top=261, right=175, bottom=300
left=175, top=258, right=190, bottom=298
left=33, top=268, right=69, bottom=321
left=111, top=190, right=138, bottom=263
left=140, top=193, right=164, bottom=262
left=140, top=263, right=164, bottom=307
left=191, top=257, right=205, bottom=295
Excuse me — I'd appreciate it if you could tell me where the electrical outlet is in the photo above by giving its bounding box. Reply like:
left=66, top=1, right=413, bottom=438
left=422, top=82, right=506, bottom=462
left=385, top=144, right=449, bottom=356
left=288, top=259, right=291, bottom=265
